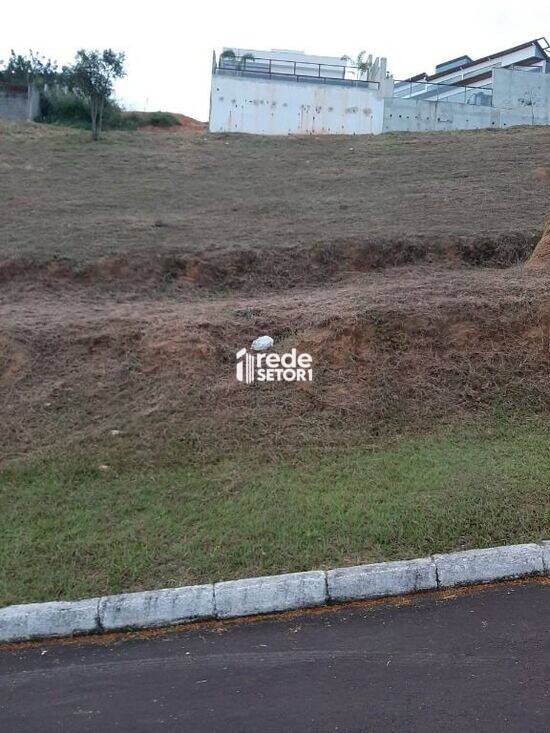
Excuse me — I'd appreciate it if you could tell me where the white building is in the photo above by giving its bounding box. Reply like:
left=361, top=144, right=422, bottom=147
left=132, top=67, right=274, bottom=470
left=394, top=37, right=549, bottom=105
left=209, top=48, right=392, bottom=135
left=209, top=39, right=550, bottom=136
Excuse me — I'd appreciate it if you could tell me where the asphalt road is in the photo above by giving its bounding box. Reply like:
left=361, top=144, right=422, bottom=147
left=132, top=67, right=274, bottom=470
left=0, top=580, right=548, bottom=732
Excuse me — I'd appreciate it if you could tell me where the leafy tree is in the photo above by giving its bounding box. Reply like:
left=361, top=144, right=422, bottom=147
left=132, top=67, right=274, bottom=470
left=340, top=51, right=372, bottom=80
left=63, top=49, right=125, bottom=140
left=219, top=49, right=255, bottom=70
left=0, top=49, right=59, bottom=86
left=238, top=52, right=255, bottom=70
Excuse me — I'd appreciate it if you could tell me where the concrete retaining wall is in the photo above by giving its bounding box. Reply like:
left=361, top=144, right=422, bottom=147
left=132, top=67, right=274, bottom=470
left=0, top=85, right=40, bottom=122
left=210, top=68, right=550, bottom=136
left=383, top=69, right=550, bottom=134
left=209, top=75, right=384, bottom=135
left=382, top=95, right=538, bottom=134
left=382, top=97, right=500, bottom=133
left=492, top=68, right=550, bottom=125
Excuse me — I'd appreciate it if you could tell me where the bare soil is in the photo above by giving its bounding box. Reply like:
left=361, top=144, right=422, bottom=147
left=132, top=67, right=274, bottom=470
left=2, top=263, right=550, bottom=465
left=526, top=216, right=550, bottom=270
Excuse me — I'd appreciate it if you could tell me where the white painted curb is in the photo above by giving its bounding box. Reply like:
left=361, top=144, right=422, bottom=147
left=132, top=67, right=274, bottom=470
left=327, top=557, right=437, bottom=602
left=433, top=543, right=544, bottom=587
left=99, top=584, right=214, bottom=631
left=215, top=571, right=327, bottom=619
left=0, top=541, right=547, bottom=643
left=0, top=599, right=100, bottom=643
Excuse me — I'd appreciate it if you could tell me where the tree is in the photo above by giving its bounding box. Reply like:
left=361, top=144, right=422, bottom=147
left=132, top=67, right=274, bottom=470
left=0, top=49, right=59, bottom=86
left=64, top=49, right=125, bottom=140
left=219, top=49, right=255, bottom=70
left=340, top=51, right=372, bottom=80
left=238, top=52, right=255, bottom=70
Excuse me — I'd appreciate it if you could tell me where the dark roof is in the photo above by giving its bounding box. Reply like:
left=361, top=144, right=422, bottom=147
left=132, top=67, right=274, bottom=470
left=396, top=72, right=427, bottom=85
left=435, top=54, right=472, bottom=73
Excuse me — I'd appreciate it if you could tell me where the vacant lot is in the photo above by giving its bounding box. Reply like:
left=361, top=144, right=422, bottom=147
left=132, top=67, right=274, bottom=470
left=1, top=121, right=549, bottom=265
left=1, top=121, right=549, bottom=605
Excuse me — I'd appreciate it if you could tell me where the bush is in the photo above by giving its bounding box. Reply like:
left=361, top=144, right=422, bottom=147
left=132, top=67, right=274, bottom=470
left=148, top=112, right=180, bottom=128
left=39, top=91, right=91, bottom=126
left=38, top=91, right=181, bottom=131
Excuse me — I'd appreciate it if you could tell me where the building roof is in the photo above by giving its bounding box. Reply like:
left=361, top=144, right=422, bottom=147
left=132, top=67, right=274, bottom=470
left=435, top=54, right=472, bottom=74
left=399, top=37, right=549, bottom=85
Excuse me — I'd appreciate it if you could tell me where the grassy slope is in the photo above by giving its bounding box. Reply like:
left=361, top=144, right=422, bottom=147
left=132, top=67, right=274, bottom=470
left=1, top=417, right=549, bottom=605
left=1, top=122, right=549, bottom=262
left=1, top=122, right=549, bottom=605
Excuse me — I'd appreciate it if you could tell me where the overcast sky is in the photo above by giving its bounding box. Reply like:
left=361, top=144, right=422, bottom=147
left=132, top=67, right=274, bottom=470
left=3, top=1, right=549, bottom=121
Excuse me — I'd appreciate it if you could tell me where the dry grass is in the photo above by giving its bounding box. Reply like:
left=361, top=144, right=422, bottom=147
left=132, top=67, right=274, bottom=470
left=1, top=121, right=549, bottom=267
left=2, top=263, right=550, bottom=465
left=1, top=121, right=550, bottom=604
left=1, top=121, right=549, bottom=466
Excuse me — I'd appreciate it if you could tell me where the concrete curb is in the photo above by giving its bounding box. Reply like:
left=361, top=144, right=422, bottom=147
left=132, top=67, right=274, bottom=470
left=215, top=570, right=327, bottom=619
left=0, top=599, right=101, bottom=643
left=433, top=543, right=544, bottom=588
left=99, top=584, right=215, bottom=631
left=0, top=541, right=547, bottom=643
left=327, top=557, right=437, bottom=602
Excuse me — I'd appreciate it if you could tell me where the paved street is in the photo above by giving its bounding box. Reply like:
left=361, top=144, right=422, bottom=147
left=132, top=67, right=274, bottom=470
left=0, top=580, right=548, bottom=732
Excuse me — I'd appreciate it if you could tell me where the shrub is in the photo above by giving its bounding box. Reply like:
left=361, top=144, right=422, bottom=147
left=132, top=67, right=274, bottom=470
left=39, top=90, right=91, bottom=126
left=148, top=112, right=180, bottom=128
left=38, top=91, right=180, bottom=131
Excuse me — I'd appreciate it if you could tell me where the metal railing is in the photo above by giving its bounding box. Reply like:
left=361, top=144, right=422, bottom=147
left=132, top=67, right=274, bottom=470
left=393, top=79, right=493, bottom=106
left=214, top=54, right=380, bottom=89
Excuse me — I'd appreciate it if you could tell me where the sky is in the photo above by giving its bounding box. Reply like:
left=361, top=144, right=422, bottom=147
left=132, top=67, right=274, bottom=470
left=2, top=1, right=549, bottom=121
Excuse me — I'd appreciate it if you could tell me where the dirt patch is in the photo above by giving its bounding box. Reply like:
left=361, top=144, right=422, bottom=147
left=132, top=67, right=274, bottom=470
left=0, top=334, right=28, bottom=386
left=2, top=264, right=550, bottom=465
left=173, top=114, right=207, bottom=131
left=534, top=166, right=550, bottom=181
left=525, top=217, right=550, bottom=270
left=140, top=329, right=217, bottom=374
left=299, top=323, right=377, bottom=368
left=0, top=233, right=539, bottom=293
left=140, top=113, right=207, bottom=134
